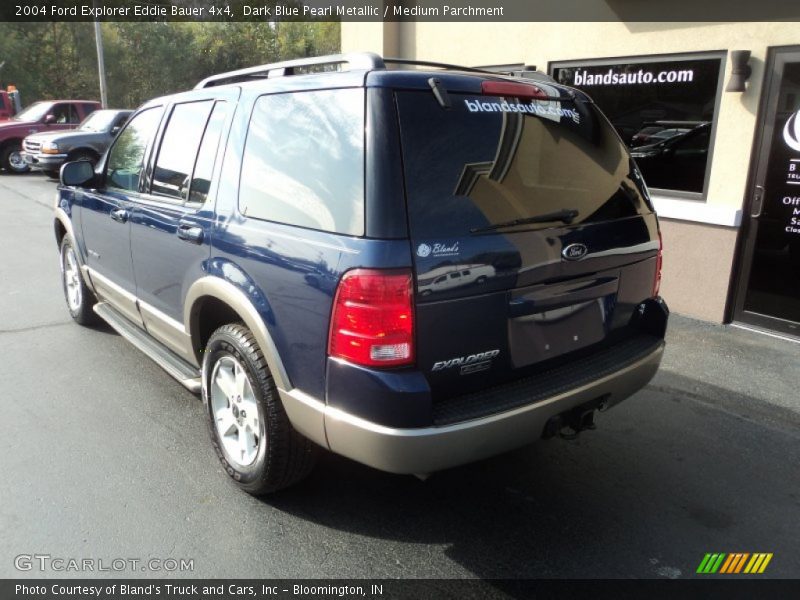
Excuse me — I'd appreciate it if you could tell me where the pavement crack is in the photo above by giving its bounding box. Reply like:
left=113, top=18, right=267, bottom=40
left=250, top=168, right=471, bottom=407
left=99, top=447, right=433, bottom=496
left=648, top=382, right=800, bottom=438
left=0, top=320, right=72, bottom=335
left=0, top=180, right=54, bottom=211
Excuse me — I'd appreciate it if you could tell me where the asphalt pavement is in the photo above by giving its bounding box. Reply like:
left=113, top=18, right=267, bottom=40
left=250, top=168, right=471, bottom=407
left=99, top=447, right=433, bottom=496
left=1, top=173, right=799, bottom=582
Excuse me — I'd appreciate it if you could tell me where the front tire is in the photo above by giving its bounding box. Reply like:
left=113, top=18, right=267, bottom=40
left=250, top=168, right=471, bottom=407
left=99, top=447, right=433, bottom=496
left=203, top=323, right=317, bottom=495
left=1, top=142, right=30, bottom=173
left=60, top=236, right=98, bottom=325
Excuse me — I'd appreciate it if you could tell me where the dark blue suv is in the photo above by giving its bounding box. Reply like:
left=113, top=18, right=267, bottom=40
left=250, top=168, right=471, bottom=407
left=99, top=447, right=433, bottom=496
left=54, top=53, right=668, bottom=494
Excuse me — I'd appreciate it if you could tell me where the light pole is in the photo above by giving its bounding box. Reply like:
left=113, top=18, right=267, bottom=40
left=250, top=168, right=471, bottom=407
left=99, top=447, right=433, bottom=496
left=94, top=20, right=108, bottom=108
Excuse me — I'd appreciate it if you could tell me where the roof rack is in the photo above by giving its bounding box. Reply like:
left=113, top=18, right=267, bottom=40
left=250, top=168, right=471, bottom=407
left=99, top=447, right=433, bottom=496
left=382, top=58, right=500, bottom=75
left=474, top=63, right=556, bottom=84
left=194, top=52, right=553, bottom=89
left=473, top=62, right=530, bottom=72
left=195, top=52, right=385, bottom=88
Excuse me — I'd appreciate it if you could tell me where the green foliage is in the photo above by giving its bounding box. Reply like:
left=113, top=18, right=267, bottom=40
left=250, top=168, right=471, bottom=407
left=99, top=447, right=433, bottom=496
left=0, top=21, right=340, bottom=109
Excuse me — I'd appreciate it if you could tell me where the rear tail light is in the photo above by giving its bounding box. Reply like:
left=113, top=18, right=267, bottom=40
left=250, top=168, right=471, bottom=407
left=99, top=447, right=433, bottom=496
left=481, top=80, right=548, bottom=100
left=653, top=231, right=663, bottom=297
left=328, top=269, right=414, bottom=368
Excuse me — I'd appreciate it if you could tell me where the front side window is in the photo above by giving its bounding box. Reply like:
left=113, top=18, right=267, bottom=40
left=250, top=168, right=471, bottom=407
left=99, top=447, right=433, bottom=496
left=552, top=54, right=723, bottom=195
left=51, top=103, right=78, bottom=124
left=151, top=101, right=214, bottom=201
left=239, top=88, right=365, bottom=235
left=106, top=107, right=162, bottom=192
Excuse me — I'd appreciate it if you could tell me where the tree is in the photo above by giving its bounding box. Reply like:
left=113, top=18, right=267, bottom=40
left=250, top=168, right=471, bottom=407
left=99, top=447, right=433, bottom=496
left=0, top=23, right=98, bottom=102
left=0, top=21, right=341, bottom=109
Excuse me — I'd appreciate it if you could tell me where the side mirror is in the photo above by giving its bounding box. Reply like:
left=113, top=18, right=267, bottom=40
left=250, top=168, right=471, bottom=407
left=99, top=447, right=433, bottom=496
left=110, top=126, right=121, bottom=135
left=60, top=160, right=95, bottom=187
left=44, top=114, right=56, bottom=124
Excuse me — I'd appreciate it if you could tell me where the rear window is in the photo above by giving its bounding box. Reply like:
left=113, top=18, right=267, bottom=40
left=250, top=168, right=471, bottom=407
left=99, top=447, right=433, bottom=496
left=239, top=88, right=365, bottom=236
left=396, top=90, right=650, bottom=238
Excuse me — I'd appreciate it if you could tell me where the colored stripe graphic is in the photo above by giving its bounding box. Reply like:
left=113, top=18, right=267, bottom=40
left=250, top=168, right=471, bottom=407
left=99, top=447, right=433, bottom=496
left=697, top=553, right=727, bottom=573
left=700, top=553, right=773, bottom=574
left=719, top=554, right=735, bottom=574
left=744, top=554, right=761, bottom=573
left=697, top=554, right=714, bottom=573
left=724, top=553, right=748, bottom=573
left=760, top=554, right=773, bottom=573
left=747, top=553, right=774, bottom=574
left=734, top=553, right=750, bottom=573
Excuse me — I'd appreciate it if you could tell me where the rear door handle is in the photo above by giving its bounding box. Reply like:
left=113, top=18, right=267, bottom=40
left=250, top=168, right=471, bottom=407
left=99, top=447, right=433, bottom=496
left=110, top=208, right=129, bottom=223
left=177, top=222, right=204, bottom=244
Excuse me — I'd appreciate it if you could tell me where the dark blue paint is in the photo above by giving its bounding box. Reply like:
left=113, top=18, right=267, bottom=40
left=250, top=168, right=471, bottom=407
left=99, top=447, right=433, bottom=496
left=58, top=67, right=666, bottom=428
left=130, top=202, right=212, bottom=321
left=77, top=187, right=136, bottom=295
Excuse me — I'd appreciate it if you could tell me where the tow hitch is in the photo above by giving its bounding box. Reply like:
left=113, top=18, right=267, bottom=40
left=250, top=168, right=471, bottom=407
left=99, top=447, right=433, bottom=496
left=542, top=395, right=609, bottom=440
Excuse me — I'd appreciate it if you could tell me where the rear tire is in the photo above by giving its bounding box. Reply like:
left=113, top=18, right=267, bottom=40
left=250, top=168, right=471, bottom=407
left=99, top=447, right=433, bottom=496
left=60, top=236, right=98, bottom=325
left=45, top=170, right=60, bottom=180
left=203, top=323, right=318, bottom=495
left=1, top=142, right=30, bottom=173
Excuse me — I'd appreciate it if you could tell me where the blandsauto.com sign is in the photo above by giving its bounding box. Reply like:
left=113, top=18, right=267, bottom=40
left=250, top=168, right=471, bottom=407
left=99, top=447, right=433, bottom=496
left=573, top=67, right=694, bottom=86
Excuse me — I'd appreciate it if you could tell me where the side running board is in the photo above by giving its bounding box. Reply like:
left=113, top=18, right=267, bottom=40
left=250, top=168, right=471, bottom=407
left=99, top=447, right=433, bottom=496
left=93, top=302, right=202, bottom=394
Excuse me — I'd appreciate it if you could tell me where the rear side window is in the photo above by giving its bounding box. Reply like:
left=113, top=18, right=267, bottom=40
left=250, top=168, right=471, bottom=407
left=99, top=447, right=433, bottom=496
left=81, top=103, right=98, bottom=118
left=152, top=100, right=215, bottom=201
left=113, top=113, right=129, bottom=129
left=239, top=88, right=365, bottom=236
left=396, top=90, right=649, bottom=238
left=189, top=102, right=230, bottom=205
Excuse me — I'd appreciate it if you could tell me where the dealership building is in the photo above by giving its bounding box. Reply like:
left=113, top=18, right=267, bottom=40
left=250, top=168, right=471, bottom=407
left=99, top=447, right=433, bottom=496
left=342, top=21, right=800, bottom=339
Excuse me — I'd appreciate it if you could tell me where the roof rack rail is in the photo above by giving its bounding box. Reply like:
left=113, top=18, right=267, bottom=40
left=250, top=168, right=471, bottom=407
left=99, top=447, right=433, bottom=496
left=195, top=53, right=556, bottom=89
left=474, top=63, right=556, bottom=84
left=473, top=63, right=529, bottom=72
left=195, top=52, right=385, bottom=89
left=385, top=58, right=555, bottom=83
left=382, top=58, right=500, bottom=75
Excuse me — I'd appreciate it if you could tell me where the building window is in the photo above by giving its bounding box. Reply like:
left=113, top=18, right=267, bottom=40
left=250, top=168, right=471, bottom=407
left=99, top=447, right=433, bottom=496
left=551, top=53, right=724, bottom=197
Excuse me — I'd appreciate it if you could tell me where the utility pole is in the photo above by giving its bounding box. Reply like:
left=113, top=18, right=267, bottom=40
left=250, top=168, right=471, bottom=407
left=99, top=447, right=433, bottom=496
left=94, top=20, right=108, bottom=108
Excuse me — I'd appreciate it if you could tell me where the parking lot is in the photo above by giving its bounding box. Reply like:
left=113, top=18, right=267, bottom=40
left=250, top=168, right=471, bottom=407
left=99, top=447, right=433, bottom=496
left=1, top=173, right=799, bottom=581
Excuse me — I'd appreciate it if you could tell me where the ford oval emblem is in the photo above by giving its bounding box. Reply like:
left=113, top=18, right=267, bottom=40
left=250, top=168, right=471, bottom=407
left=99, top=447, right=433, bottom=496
left=562, top=243, right=588, bottom=261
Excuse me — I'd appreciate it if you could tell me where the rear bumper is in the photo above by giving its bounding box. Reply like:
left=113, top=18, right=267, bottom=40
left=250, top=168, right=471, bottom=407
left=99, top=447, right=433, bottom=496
left=281, top=341, right=664, bottom=474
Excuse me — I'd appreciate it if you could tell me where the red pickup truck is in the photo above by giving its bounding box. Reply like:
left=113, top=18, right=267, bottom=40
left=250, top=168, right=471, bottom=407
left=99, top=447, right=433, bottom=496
left=0, top=100, right=100, bottom=173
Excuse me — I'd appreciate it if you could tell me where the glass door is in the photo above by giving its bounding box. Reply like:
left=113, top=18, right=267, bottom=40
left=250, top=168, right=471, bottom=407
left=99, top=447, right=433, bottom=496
left=733, top=47, right=800, bottom=338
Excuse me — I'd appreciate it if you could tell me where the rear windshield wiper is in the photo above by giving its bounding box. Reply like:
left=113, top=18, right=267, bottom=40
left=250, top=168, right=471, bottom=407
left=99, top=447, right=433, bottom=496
left=470, top=209, right=579, bottom=234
